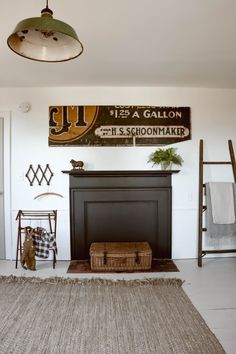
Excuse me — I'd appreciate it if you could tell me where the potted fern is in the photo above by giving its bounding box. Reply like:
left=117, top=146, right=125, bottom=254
left=148, top=147, right=183, bottom=170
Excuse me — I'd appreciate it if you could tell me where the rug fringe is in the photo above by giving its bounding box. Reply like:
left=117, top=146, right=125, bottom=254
left=0, top=275, right=183, bottom=287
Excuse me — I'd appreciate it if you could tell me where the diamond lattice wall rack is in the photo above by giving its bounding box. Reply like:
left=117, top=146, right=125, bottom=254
left=25, top=164, right=54, bottom=186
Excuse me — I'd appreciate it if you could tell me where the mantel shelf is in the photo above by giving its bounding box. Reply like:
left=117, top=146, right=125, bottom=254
left=62, top=169, right=180, bottom=177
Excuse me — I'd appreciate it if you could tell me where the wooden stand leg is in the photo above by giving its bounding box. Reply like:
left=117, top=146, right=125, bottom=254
left=15, top=229, right=22, bottom=269
left=53, top=250, right=56, bottom=269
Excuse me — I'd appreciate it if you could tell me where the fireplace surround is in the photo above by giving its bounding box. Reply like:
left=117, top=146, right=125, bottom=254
left=63, top=170, right=179, bottom=260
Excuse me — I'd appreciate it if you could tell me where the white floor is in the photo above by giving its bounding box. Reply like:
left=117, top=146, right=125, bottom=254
left=0, top=257, right=236, bottom=354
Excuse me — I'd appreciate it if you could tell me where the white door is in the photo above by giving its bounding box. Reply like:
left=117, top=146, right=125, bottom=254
left=0, top=118, right=5, bottom=259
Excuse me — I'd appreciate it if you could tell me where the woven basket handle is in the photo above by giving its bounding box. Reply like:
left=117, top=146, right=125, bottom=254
left=103, top=251, right=107, bottom=265
left=135, top=251, right=140, bottom=264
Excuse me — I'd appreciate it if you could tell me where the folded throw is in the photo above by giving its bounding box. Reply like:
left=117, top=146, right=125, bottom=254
left=206, top=183, right=236, bottom=238
left=208, top=182, right=235, bottom=224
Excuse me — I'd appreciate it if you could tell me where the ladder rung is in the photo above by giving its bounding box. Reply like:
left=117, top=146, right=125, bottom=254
left=202, top=249, right=236, bottom=254
left=203, top=161, right=231, bottom=165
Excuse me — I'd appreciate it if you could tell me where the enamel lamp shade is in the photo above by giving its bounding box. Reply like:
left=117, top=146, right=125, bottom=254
left=7, top=3, right=83, bottom=62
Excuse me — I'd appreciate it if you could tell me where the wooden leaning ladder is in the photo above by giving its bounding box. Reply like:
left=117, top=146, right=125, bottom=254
left=198, top=139, right=236, bottom=267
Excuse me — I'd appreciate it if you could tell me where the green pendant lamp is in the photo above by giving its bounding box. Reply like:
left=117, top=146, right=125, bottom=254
left=7, top=0, right=83, bottom=62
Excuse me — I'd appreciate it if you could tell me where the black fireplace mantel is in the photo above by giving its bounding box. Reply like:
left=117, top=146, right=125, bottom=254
left=62, top=170, right=179, bottom=260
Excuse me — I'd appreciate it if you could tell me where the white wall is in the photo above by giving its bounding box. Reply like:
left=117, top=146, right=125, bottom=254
left=1, top=86, right=236, bottom=260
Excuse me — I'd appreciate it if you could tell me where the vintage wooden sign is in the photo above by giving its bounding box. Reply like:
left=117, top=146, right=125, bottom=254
left=49, top=105, right=191, bottom=146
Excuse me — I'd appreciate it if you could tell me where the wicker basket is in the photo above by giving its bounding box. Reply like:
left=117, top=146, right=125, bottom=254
left=89, top=242, right=152, bottom=271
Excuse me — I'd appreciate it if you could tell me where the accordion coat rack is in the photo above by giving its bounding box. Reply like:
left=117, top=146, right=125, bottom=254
left=198, top=139, right=236, bottom=267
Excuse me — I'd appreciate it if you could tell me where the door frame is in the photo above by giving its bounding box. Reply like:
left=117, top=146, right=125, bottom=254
left=0, top=111, right=11, bottom=259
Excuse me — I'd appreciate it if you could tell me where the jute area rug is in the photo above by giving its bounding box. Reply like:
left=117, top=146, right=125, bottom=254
left=0, top=277, right=225, bottom=354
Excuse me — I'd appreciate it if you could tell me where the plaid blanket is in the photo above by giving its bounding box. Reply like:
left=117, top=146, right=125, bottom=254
left=32, top=227, right=57, bottom=259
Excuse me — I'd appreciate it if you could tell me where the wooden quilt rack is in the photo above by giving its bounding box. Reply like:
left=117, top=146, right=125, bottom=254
left=15, top=210, right=57, bottom=269
left=198, top=139, right=236, bottom=267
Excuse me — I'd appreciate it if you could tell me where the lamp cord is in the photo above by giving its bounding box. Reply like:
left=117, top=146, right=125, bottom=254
left=46, top=0, right=48, bottom=9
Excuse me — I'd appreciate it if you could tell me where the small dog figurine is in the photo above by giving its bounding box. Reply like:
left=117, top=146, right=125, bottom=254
left=70, top=159, right=84, bottom=170
left=21, top=226, right=36, bottom=271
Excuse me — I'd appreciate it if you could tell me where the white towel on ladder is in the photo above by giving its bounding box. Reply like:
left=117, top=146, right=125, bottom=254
left=209, top=182, right=235, bottom=224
